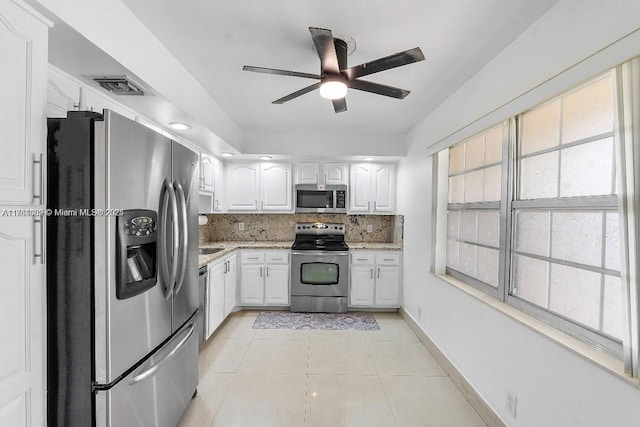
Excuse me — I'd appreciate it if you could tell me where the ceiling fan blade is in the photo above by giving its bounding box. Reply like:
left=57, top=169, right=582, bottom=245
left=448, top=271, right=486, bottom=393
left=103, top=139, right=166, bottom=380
left=344, top=47, right=425, bottom=80
left=272, top=82, right=322, bottom=104
left=349, top=79, right=410, bottom=99
left=309, top=27, right=340, bottom=74
left=243, top=65, right=321, bottom=79
left=332, top=98, right=347, bottom=113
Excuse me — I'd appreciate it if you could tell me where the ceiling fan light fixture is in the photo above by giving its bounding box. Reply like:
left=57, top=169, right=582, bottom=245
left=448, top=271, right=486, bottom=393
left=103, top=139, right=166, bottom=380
left=319, top=80, right=347, bottom=100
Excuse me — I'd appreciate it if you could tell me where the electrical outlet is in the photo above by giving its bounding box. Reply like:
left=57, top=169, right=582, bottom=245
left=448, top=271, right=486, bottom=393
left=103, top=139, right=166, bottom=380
left=506, top=391, right=517, bottom=418
left=366, top=224, right=373, bottom=233
left=238, top=222, right=245, bottom=231
left=417, top=306, right=422, bottom=319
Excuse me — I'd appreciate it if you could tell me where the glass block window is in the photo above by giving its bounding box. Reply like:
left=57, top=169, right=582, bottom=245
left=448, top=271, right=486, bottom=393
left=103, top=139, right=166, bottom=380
left=446, top=125, right=504, bottom=289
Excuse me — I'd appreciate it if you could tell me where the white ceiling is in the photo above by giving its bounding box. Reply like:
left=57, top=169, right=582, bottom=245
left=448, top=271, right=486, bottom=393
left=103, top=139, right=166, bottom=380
left=33, top=0, right=562, bottom=157
left=118, top=0, right=559, bottom=137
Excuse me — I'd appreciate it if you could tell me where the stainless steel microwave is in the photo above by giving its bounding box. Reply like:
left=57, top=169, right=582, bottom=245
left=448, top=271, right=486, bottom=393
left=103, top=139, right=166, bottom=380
left=295, top=184, right=347, bottom=213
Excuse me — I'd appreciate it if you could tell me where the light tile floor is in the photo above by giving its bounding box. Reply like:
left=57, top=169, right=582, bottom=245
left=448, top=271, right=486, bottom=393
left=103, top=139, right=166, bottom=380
left=180, top=311, right=486, bottom=427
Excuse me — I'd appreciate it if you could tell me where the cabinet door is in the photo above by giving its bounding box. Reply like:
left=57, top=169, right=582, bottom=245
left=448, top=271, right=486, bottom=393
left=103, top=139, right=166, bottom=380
left=213, top=157, right=224, bottom=211
left=240, top=264, right=264, bottom=304
left=349, top=266, right=375, bottom=307
left=372, top=164, right=395, bottom=212
left=0, top=2, right=47, bottom=205
left=47, top=67, right=79, bottom=118
left=226, top=163, right=260, bottom=210
left=296, top=162, right=319, bottom=184
left=374, top=266, right=400, bottom=306
left=207, top=261, right=225, bottom=338
left=323, top=163, right=347, bottom=185
left=200, top=153, right=215, bottom=192
left=349, top=164, right=372, bottom=212
left=264, top=264, right=289, bottom=305
left=260, top=163, right=292, bottom=211
left=0, top=215, right=44, bottom=427
left=224, top=255, right=237, bottom=316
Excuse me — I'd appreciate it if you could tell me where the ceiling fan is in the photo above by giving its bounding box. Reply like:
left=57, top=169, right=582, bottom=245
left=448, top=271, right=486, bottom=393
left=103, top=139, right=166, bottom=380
left=243, top=27, right=425, bottom=113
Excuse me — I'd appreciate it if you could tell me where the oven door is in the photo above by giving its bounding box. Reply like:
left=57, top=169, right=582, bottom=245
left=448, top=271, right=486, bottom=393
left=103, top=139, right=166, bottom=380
left=290, top=251, right=349, bottom=296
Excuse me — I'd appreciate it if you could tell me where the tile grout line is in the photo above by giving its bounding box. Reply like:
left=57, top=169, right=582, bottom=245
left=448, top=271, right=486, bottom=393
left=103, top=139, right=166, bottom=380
left=364, top=326, right=401, bottom=427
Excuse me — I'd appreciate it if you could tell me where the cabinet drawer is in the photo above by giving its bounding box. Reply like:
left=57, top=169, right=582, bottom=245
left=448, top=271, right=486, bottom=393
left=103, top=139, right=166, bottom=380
left=240, top=252, right=264, bottom=264
left=265, top=251, right=289, bottom=264
left=351, top=253, right=375, bottom=265
left=375, top=253, right=400, bottom=266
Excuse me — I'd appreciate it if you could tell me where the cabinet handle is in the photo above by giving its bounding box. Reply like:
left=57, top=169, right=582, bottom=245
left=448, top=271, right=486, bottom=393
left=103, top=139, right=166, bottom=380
left=377, top=267, right=380, bottom=279
left=260, top=267, right=263, bottom=277
left=367, top=201, right=370, bottom=211
left=223, top=260, right=228, bottom=273
left=384, top=258, right=394, bottom=261
left=370, top=268, right=373, bottom=279
left=324, top=173, right=327, bottom=183
left=261, top=200, right=264, bottom=210
left=33, top=216, right=45, bottom=265
left=33, top=153, right=44, bottom=203
left=248, top=257, right=259, bottom=260
left=374, top=201, right=377, bottom=211
left=356, top=258, right=367, bottom=261
left=266, top=266, right=269, bottom=277
left=215, top=199, right=219, bottom=210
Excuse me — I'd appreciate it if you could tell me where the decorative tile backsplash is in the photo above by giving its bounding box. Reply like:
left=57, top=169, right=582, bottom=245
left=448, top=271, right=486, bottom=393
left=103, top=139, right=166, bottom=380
left=199, top=214, right=403, bottom=246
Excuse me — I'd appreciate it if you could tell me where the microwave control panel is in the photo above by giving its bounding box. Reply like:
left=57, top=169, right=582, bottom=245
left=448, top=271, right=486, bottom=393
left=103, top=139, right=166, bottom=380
left=336, top=190, right=346, bottom=208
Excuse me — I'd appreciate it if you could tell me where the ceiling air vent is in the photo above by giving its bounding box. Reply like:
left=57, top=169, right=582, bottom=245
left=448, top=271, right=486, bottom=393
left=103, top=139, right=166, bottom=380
left=92, top=76, right=146, bottom=96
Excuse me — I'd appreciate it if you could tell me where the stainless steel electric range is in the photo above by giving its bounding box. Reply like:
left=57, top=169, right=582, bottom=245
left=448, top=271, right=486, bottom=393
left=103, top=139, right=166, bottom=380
left=290, top=222, right=349, bottom=313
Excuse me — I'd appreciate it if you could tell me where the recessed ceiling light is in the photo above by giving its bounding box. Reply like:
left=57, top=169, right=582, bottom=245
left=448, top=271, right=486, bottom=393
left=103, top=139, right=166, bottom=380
left=220, top=152, right=234, bottom=157
left=363, top=157, right=374, bottom=161
left=168, top=122, right=191, bottom=130
left=259, top=155, right=272, bottom=160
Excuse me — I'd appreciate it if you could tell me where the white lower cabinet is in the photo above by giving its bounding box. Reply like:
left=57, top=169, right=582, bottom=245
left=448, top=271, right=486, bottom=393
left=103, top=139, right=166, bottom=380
left=206, top=254, right=236, bottom=339
left=240, top=250, right=290, bottom=306
left=349, top=251, right=401, bottom=308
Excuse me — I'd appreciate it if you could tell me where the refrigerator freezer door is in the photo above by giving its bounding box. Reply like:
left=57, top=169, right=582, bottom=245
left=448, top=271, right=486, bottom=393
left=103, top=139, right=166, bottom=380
left=170, top=141, right=199, bottom=332
left=96, top=317, right=199, bottom=427
left=94, top=111, right=173, bottom=384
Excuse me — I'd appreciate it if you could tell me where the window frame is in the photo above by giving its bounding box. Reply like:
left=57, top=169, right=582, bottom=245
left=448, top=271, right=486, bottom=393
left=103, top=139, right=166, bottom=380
left=433, top=68, right=635, bottom=368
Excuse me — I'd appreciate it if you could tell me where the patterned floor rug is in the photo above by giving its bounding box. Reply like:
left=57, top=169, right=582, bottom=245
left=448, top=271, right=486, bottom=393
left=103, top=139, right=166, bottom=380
left=252, top=312, right=380, bottom=331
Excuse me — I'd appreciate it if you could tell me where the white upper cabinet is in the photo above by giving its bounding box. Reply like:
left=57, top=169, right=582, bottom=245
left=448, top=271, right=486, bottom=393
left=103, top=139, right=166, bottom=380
left=296, top=162, right=320, bottom=184
left=200, top=153, right=215, bottom=192
left=226, top=162, right=292, bottom=212
left=0, top=1, right=48, bottom=205
left=295, top=162, right=347, bottom=185
left=349, top=163, right=396, bottom=213
left=225, top=162, right=261, bottom=210
left=261, top=163, right=292, bottom=211
left=323, top=162, right=348, bottom=185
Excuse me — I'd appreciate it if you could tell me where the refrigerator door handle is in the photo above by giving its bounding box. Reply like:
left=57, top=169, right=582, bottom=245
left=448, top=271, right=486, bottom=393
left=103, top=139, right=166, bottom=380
left=173, top=180, right=189, bottom=295
left=159, top=178, right=179, bottom=299
left=128, top=320, right=196, bottom=386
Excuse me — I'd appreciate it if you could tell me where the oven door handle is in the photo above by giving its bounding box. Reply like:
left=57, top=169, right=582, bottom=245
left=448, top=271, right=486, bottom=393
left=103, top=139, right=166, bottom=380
left=291, top=251, right=349, bottom=256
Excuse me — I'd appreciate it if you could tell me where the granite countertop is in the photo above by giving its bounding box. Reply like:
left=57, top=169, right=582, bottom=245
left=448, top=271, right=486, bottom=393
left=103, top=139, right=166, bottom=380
left=198, top=240, right=402, bottom=268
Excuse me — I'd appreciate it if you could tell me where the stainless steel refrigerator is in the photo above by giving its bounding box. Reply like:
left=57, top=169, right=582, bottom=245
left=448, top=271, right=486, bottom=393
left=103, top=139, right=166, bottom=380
left=47, top=110, right=199, bottom=426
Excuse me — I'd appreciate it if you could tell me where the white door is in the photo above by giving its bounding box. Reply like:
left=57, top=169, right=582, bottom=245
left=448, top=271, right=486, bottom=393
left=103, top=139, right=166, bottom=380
left=264, top=264, right=289, bottom=305
left=207, top=261, right=225, bottom=338
left=296, top=162, right=319, bottom=184
left=349, top=164, right=372, bottom=212
left=226, top=163, right=260, bottom=210
left=374, top=267, right=400, bottom=306
left=47, top=67, right=79, bottom=118
left=0, top=1, right=47, bottom=205
left=240, top=265, right=264, bottom=305
left=0, top=215, right=44, bottom=427
left=372, top=164, right=395, bottom=212
left=261, top=163, right=292, bottom=211
left=224, top=255, right=237, bottom=315
left=349, top=266, right=375, bottom=307
left=200, top=154, right=215, bottom=192
left=323, top=163, right=347, bottom=185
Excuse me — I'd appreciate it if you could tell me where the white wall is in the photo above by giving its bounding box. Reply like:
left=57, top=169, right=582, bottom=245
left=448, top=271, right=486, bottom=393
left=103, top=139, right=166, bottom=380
left=398, top=0, right=640, bottom=425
